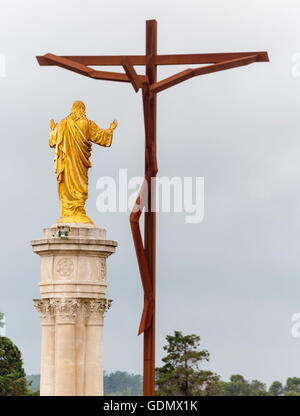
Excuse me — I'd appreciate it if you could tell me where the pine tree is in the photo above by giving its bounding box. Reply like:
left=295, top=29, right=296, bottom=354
left=155, top=331, right=219, bottom=396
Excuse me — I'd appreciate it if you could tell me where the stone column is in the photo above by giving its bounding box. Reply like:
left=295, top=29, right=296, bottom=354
left=32, top=223, right=117, bottom=396
left=83, top=299, right=111, bottom=396
left=34, top=299, right=55, bottom=396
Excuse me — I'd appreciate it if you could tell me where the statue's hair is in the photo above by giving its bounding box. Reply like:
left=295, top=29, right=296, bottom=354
left=69, top=100, right=87, bottom=121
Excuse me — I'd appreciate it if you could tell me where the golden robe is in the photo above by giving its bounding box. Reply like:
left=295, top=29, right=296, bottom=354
left=49, top=115, right=113, bottom=223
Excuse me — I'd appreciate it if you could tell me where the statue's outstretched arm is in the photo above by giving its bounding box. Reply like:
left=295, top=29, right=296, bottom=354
left=89, top=119, right=117, bottom=147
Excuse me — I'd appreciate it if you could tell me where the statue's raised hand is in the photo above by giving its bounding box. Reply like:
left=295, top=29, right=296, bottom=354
left=110, top=120, right=118, bottom=130
left=49, top=119, right=56, bottom=131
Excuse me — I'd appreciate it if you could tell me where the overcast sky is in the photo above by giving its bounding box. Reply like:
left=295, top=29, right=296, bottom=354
left=1, top=0, right=300, bottom=385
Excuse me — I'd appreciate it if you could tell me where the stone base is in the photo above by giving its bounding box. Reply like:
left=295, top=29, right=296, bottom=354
left=32, top=223, right=117, bottom=396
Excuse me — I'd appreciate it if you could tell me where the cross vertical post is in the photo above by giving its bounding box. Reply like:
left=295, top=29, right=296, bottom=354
left=143, top=19, right=157, bottom=396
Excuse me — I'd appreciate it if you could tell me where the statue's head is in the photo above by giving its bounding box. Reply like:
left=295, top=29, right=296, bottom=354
left=70, top=100, right=86, bottom=120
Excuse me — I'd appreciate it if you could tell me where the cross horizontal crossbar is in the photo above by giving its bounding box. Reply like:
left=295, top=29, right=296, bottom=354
left=42, top=53, right=148, bottom=83
left=37, top=51, right=269, bottom=67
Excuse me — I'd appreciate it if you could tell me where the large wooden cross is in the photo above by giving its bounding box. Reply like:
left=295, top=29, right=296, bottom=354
left=37, top=19, right=269, bottom=396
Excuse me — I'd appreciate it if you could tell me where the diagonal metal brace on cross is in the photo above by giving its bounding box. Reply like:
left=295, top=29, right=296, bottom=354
left=36, top=19, right=269, bottom=396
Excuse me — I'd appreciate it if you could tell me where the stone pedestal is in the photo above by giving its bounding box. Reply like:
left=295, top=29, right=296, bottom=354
left=32, top=223, right=117, bottom=396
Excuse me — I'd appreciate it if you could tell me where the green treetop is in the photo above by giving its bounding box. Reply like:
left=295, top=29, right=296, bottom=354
left=155, top=331, right=219, bottom=396
left=0, top=336, right=32, bottom=396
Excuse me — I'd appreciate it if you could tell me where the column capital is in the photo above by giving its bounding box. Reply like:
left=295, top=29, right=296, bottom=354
left=34, top=297, right=113, bottom=322
left=83, top=298, right=112, bottom=314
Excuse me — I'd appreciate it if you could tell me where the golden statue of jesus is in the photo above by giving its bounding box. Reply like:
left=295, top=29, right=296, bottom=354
left=49, top=100, right=117, bottom=224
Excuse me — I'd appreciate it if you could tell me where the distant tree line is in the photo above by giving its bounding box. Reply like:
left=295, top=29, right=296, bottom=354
left=104, top=371, right=142, bottom=396
left=212, top=375, right=300, bottom=396
left=26, top=372, right=143, bottom=396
